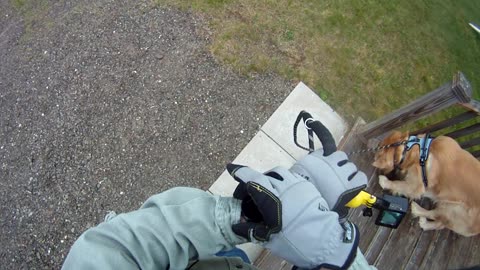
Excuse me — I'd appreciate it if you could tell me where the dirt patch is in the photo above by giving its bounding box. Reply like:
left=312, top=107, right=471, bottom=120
left=0, top=1, right=293, bottom=268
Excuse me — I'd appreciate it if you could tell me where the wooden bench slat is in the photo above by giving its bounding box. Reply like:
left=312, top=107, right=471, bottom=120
left=358, top=72, right=473, bottom=140
left=365, top=227, right=393, bottom=264
left=404, top=230, right=436, bottom=270
left=444, top=122, right=480, bottom=139
left=412, top=111, right=478, bottom=135
left=253, top=250, right=292, bottom=270
left=446, top=234, right=480, bottom=269
left=463, top=236, right=480, bottom=267
left=459, top=99, right=480, bottom=115
left=419, top=231, right=450, bottom=269
left=374, top=212, right=423, bottom=270
left=471, top=150, right=480, bottom=158
left=459, top=136, right=480, bottom=149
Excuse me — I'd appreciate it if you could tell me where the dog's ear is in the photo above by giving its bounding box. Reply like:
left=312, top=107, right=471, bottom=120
left=402, top=131, right=410, bottom=140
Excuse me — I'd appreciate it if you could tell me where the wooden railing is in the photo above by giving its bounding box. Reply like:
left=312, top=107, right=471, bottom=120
left=357, top=72, right=480, bottom=157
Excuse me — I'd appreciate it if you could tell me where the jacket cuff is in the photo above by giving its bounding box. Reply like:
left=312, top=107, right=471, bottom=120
left=216, top=197, right=248, bottom=246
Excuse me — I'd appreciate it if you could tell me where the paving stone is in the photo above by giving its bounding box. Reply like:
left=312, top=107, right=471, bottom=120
left=261, top=82, right=347, bottom=160
left=209, top=130, right=296, bottom=196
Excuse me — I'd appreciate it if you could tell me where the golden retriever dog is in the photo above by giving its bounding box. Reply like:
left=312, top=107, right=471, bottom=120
left=372, top=131, right=480, bottom=237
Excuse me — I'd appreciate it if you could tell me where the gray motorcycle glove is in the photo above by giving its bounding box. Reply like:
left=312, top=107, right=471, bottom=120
left=228, top=164, right=359, bottom=270
left=290, top=150, right=368, bottom=220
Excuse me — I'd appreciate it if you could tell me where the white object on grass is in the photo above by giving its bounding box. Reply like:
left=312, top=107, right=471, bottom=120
left=469, top=22, right=480, bottom=34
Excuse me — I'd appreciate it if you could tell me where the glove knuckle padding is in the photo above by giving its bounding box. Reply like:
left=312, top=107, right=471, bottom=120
left=290, top=151, right=368, bottom=212
left=235, top=167, right=276, bottom=192
left=290, top=155, right=342, bottom=209
left=352, top=170, right=368, bottom=185
left=232, top=166, right=263, bottom=183
left=264, top=167, right=298, bottom=191
left=310, top=149, right=325, bottom=158
left=330, top=151, right=348, bottom=161
left=338, top=162, right=357, bottom=181
left=276, top=180, right=330, bottom=225
left=265, top=180, right=356, bottom=269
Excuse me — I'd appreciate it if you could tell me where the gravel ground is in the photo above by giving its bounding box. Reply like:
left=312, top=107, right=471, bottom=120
left=0, top=1, right=293, bottom=268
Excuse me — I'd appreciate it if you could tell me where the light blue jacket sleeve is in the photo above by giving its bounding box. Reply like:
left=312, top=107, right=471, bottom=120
left=62, top=187, right=375, bottom=270
left=62, top=187, right=247, bottom=270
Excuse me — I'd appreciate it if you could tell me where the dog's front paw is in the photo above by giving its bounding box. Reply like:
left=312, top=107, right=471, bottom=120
left=418, top=217, right=428, bottom=230
left=410, top=201, right=422, bottom=218
left=378, top=175, right=390, bottom=190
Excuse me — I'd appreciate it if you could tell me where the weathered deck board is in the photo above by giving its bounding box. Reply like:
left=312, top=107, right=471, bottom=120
left=254, top=250, right=292, bottom=270
left=404, top=230, right=436, bottom=270
left=375, top=211, right=423, bottom=268
left=254, top=118, right=480, bottom=270
left=365, top=227, right=392, bottom=264
left=464, top=237, right=480, bottom=267
left=420, top=231, right=454, bottom=269
left=446, top=234, right=479, bottom=269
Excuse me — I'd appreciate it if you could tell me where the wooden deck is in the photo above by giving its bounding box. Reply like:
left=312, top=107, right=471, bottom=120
left=254, top=119, right=480, bottom=270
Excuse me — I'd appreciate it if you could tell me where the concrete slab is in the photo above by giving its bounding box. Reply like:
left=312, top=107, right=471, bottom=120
left=261, top=82, right=347, bottom=160
left=208, top=130, right=296, bottom=196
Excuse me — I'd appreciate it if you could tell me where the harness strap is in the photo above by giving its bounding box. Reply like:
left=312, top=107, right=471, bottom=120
left=293, top=112, right=315, bottom=152
left=404, top=134, right=433, bottom=187
left=293, top=111, right=337, bottom=155
left=420, top=134, right=433, bottom=187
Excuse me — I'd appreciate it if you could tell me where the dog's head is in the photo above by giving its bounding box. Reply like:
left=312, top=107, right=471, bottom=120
left=372, top=130, right=409, bottom=175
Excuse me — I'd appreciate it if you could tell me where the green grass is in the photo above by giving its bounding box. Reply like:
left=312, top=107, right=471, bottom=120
left=155, top=0, right=480, bottom=124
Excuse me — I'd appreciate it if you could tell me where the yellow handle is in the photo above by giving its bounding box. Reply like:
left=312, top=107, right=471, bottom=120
left=345, top=190, right=377, bottom=208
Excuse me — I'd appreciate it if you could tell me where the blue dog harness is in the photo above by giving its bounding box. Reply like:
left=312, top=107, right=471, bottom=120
left=398, top=134, right=434, bottom=187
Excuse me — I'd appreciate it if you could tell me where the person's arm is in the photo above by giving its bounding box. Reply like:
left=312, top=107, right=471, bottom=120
left=62, top=187, right=247, bottom=270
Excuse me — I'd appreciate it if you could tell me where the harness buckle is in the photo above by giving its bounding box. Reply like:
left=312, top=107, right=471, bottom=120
left=419, top=159, right=426, bottom=166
